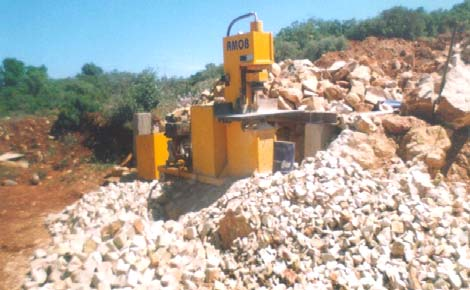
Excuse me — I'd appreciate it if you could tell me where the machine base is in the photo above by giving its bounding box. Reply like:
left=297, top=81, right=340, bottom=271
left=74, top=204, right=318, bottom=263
left=158, top=166, right=226, bottom=186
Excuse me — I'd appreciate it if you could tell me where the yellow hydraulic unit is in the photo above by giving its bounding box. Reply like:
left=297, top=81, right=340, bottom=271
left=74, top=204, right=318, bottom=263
left=137, top=13, right=277, bottom=184
left=136, top=12, right=338, bottom=184
left=223, top=13, right=274, bottom=113
left=188, top=12, right=276, bottom=183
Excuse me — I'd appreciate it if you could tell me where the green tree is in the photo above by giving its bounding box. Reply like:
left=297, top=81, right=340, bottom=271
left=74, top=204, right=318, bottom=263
left=81, top=63, right=103, bottom=76
left=276, top=20, right=317, bottom=50
left=110, top=69, right=161, bottom=125
left=0, top=58, right=25, bottom=87
left=275, top=40, right=302, bottom=61
left=131, top=69, right=160, bottom=112
left=304, top=36, right=348, bottom=60
left=189, top=63, right=223, bottom=85
left=24, top=65, right=48, bottom=96
left=448, top=0, right=470, bottom=28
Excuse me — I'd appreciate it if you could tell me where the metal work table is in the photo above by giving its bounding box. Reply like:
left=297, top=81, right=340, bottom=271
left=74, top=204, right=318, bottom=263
left=216, top=110, right=338, bottom=124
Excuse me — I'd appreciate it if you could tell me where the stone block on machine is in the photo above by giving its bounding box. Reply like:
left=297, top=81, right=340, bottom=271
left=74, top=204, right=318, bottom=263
left=304, top=123, right=336, bottom=157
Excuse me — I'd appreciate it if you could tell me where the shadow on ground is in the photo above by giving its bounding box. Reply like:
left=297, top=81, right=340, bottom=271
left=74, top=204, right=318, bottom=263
left=148, top=177, right=237, bottom=221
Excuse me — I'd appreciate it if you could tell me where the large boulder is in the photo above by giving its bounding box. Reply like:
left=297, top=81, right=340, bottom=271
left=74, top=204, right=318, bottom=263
left=270, top=63, right=281, bottom=77
left=279, top=87, right=303, bottom=105
left=301, top=77, right=318, bottom=93
left=435, top=53, right=470, bottom=129
left=400, top=126, right=451, bottom=171
left=301, top=96, right=326, bottom=111
left=365, top=87, right=387, bottom=105
left=447, top=139, right=470, bottom=182
left=344, top=93, right=362, bottom=110
left=328, top=130, right=397, bottom=169
left=292, top=59, right=314, bottom=69
left=381, top=115, right=428, bottom=135
left=348, top=65, right=371, bottom=83
left=353, top=115, right=377, bottom=134
left=218, top=210, right=253, bottom=249
left=323, top=86, right=344, bottom=101
left=278, top=96, right=295, bottom=110
left=349, top=79, right=366, bottom=98
left=402, top=74, right=437, bottom=120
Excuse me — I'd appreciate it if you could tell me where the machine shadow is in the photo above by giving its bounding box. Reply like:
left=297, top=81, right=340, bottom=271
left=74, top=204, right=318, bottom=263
left=147, top=178, right=237, bottom=221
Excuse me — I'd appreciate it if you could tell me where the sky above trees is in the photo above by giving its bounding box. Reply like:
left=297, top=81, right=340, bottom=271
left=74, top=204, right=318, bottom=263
left=0, top=0, right=464, bottom=78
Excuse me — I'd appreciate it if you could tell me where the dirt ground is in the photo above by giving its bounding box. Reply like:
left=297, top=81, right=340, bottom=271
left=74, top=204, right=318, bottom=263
left=0, top=117, right=110, bottom=289
left=0, top=170, right=106, bottom=289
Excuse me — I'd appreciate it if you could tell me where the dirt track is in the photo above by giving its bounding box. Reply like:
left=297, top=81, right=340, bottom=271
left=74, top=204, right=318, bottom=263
left=0, top=174, right=105, bottom=289
left=0, top=117, right=109, bottom=289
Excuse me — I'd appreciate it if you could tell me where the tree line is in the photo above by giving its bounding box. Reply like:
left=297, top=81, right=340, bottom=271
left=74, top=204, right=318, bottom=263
left=0, top=59, right=222, bottom=130
left=275, top=1, right=470, bottom=61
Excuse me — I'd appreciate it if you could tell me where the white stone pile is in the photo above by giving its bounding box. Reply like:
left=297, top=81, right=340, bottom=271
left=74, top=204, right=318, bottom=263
left=267, top=58, right=405, bottom=113
left=267, top=42, right=469, bottom=130
left=25, top=147, right=469, bottom=289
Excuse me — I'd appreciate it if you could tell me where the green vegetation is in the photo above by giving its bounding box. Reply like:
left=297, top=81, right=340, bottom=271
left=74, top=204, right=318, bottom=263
left=275, top=1, right=470, bottom=61
left=0, top=1, right=468, bottom=131
left=0, top=58, right=222, bottom=131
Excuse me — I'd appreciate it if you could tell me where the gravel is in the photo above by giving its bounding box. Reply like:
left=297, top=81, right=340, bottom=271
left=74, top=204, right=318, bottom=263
left=24, top=145, right=469, bottom=289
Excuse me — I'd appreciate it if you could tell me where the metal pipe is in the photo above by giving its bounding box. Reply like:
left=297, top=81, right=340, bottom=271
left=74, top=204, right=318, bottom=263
left=226, top=12, right=258, bottom=37
left=433, top=23, right=458, bottom=123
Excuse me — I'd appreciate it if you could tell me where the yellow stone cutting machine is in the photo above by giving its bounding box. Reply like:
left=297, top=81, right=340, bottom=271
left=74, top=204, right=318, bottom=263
left=136, top=13, right=337, bottom=185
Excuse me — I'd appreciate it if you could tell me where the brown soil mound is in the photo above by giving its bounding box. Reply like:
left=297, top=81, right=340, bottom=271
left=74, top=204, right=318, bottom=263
left=315, top=36, right=449, bottom=78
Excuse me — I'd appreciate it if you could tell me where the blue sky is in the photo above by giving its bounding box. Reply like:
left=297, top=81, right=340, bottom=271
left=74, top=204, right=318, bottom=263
left=0, top=0, right=463, bottom=78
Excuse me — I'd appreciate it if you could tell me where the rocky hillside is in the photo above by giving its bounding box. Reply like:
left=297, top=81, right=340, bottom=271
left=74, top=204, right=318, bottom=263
left=22, top=36, right=469, bottom=289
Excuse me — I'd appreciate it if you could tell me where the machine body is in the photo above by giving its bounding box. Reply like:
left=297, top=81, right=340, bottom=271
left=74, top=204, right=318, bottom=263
left=136, top=13, right=337, bottom=185
left=223, top=14, right=274, bottom=113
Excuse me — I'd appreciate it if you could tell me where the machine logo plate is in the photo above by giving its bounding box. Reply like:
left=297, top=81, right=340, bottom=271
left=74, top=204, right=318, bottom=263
left=226, top=38, right=249, bottom=51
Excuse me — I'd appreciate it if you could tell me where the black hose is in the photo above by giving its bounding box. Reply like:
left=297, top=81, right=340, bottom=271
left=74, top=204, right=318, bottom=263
left=226, top=12, right=258, bottom=37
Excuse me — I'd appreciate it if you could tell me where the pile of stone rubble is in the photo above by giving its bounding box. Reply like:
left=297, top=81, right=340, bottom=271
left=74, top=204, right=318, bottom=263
left=24, top=136, right=469, bottom=289
left=267, top=58, right=397, bottom=113
left=267, top=40, right=469, bottom=131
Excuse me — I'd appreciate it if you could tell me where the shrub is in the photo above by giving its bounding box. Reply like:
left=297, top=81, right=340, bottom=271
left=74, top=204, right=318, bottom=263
left=53, top=96, right=101, bottom=132
left=304, top=36, right=348, bottom=60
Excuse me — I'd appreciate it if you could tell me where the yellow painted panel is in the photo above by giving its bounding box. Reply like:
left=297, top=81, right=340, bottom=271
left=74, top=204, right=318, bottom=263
left=225, top=122, right=275, bottom=176
left=153, top=132, right=170, bottom=179
left=246, top=70, right=269, bottom=82
left=226, top=122, right=257, bottom=176
left=136, top=133, right=169, bottom=180
left=191, top=106, right=227, bottom=177
left=256, top=128, right=275, bottom=173
left=213, top=116, right=227, bottom=176
left=251, top=31, right=274, bottom=65
left=222, top=29, right=273, bottom=105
